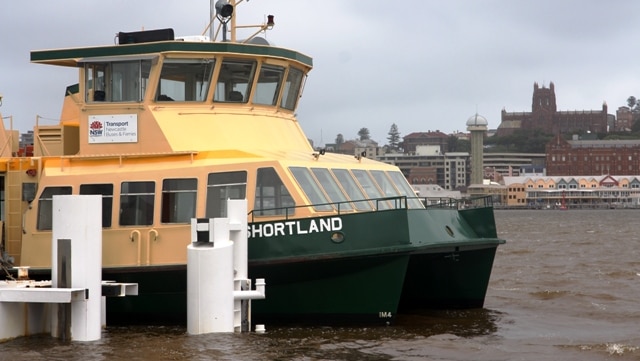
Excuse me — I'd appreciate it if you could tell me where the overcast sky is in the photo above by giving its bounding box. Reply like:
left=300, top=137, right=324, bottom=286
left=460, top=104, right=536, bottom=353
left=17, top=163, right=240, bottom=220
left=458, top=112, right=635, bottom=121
left=2, top=1, right=640, bottom=147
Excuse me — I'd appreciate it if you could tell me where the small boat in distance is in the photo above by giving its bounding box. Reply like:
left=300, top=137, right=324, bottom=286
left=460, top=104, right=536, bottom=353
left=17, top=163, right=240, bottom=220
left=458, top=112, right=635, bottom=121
left=0, top=0, right=505, bottom=325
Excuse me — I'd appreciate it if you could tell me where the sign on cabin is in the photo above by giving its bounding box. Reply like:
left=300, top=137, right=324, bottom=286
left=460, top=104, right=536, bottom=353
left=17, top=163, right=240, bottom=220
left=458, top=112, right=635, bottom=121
left=88, top=114, right=138, bottom=143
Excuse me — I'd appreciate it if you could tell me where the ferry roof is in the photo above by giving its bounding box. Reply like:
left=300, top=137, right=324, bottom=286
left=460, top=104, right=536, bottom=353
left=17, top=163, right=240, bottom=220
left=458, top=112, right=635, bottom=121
left=30, top=41, right=313, bottom=68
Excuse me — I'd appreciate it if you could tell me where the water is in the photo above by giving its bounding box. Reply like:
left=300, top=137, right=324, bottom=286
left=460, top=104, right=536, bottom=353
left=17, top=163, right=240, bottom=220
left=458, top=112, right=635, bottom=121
left=1, top=209, right=639, bottom=360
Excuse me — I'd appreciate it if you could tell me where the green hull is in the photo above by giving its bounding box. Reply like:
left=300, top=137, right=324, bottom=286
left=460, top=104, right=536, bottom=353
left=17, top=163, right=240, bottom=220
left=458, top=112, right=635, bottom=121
left=400, top=246, right=499, bottom=310
left=103, top=254, right=409, bottom=325
left=102, top=202, right=503, bottom=325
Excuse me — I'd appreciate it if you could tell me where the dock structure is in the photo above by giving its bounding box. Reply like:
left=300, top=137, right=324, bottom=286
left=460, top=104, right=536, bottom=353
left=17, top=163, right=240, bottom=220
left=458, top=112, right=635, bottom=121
left=187, top=199, right=266, bottom=334
left=0, top=195, right=137, bottom=342
left=1, top=197, right=264, bottom=341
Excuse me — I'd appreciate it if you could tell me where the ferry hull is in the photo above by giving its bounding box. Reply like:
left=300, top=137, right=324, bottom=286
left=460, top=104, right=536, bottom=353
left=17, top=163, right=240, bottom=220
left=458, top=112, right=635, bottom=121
left=398, top=205, right=503, bottom=310
left=102, top=253, right=409, bottom=325
left=101, top=206, right=502, bottom=325
left=399, top=245, right=499, bottom=310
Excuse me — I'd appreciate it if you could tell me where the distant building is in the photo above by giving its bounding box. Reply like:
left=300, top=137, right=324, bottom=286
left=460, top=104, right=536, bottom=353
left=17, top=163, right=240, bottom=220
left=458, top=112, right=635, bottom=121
left=376, top=143, right=469, bottom=191
left=615, top=106, right=634, bottom=131
left=497, top=82, right=608, bottom=137
left=502, top=175, right=640, bottom=209
left=331, top=139, right=379, bottom=157
left=401, top=131, right=449, bottom=154
left=483, top=153, right=546, bottom=176
left=545, top=135, right=640, bottom=176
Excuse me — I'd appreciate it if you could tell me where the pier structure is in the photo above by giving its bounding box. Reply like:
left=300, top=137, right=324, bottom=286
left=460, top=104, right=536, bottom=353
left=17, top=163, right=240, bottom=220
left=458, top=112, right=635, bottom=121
left=187, top=199, right=266, bottom=334
left=0, top=195, right=137, bottom=342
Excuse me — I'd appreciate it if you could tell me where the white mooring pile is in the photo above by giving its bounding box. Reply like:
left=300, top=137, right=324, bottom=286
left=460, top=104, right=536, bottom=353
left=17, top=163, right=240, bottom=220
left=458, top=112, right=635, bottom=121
left=187, top=199, right=266, bottom=334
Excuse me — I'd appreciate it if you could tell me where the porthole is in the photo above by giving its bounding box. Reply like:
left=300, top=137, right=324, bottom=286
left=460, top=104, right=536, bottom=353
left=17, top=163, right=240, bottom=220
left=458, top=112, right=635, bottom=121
left=331, top=231, right=345, bottom=243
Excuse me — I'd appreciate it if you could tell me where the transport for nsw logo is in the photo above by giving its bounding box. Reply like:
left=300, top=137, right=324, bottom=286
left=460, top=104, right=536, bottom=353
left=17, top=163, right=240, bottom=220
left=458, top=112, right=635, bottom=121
left=89, top=120, right=103, bottom=136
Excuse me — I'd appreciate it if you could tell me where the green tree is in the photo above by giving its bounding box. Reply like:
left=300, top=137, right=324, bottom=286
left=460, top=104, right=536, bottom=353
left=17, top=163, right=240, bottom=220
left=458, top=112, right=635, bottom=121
left=446, top=135, right=470, bottom=153
left=484, top=129, right=552, bottom=153
left=358, top=127, right=370, bottom=141
left=386, top=123, right=401, bottom=152
left=627, top=96, right=637, bottom=109
left=335, top=133, right=344, bottom=146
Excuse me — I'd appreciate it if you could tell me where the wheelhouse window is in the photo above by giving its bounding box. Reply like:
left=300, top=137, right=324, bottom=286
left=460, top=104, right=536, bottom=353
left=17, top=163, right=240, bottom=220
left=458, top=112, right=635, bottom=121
left=84, top=60, right=152, bottom=102
left=289, top=167, right=332, bottom=211
left=37, top=186, right=72, bottom=230
left=311, top=168, right=353, bottom=211
left=280, top=67, right=304, bottom=110
left=119, top=181, right=155, bottom=226
left=255, top=168, right=295, bottom=216
left=161, top=178, right=197, bottom=223
left=80, top=184, right=114, bottom=227
left=156, top=59, right=214, bottom=101
left=214, top=59, right=256, bottom=103
left=253, top=65, right=285, bottom=106
left=206, top=171, right=246, bottom=218
left=85, top=64, right=107, bottom=102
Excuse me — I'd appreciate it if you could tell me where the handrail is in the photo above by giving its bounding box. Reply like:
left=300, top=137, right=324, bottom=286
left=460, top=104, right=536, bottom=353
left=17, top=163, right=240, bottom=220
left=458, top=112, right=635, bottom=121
left=248, top=195, right=494, bottom=222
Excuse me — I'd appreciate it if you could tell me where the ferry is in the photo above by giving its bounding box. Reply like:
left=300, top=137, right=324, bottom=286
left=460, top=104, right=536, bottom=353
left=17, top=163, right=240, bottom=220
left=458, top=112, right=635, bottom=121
left=0, top=1, right=504, bottom=325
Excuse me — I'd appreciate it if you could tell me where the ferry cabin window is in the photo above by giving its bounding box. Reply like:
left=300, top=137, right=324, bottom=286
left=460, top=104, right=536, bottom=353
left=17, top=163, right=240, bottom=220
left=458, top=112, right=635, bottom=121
left=85, top=60, right=151, bottom=102
left=80, top=184, right=114, bottom=227
left=280, top=67, right=304, bottom=110
left=85, top=64, right=107, bottom=102
left=331, top=169, right=373, bottom=211
left=253, top=65, right=285, bottom=106
left=206, top=171, right=247, bottom=218
left=161, top=178, right=197, bottom=223
left=289, top=167, right=333, bottom=211
left=119, top=181, right=155, bottom=226
left=22, top=183, right=36, bottom=202
left=254, top=168, right=295, bottom=216
left=370, top=170, right=401, bottom=198
left=214, top=60, right=256, bottom=103
left=37, top=186, right=72, bottom=231
left=156, top=59, right=214, bottom=102
left=310, top=168, right=353, bottom=211
left=387, top=171, right=425, bottom=209
left=351, top=169, right=391, bottom=210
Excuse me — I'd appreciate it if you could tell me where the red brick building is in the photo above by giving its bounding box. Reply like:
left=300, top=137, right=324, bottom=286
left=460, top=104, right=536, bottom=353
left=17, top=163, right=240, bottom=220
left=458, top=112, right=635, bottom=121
left=615, top=106, right=634, bottom=131
left=497, top=82, right=608, bottom=137
left=545, top=135, right=640, bottom=176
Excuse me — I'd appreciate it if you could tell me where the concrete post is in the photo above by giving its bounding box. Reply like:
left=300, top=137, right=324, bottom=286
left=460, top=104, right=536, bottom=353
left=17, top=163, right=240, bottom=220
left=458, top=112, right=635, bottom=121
left=51, top=195, right=102, bottom=341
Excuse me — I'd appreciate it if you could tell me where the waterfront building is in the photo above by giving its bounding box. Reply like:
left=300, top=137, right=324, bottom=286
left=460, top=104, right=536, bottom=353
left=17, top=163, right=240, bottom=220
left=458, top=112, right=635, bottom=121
left=501, top=175, right=640, bottom=209
left=545, top=135, right=640, bottom=176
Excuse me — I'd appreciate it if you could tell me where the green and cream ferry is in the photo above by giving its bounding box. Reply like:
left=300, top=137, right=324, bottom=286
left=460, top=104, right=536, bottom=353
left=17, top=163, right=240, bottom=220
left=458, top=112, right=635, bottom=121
left=0, top=1, right=504, bottom=325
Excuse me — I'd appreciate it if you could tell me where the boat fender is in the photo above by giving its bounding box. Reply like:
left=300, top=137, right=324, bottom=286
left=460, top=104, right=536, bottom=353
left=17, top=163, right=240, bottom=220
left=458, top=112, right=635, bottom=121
left=26, top=169, right=37, bottom=177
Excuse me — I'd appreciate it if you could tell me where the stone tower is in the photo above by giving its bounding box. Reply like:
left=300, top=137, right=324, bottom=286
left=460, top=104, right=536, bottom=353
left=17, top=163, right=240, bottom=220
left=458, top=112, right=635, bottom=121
left=466, top=113, right=488, bottom=185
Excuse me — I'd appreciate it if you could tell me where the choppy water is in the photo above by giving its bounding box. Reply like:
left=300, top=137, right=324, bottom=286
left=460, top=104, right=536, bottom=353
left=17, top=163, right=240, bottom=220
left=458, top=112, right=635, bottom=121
left=1, top=209, right=639, bottom=360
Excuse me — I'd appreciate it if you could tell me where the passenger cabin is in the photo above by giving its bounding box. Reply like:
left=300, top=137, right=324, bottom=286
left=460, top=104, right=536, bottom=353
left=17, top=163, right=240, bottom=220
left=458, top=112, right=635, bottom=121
left=1, top=29, right=423, bottom=268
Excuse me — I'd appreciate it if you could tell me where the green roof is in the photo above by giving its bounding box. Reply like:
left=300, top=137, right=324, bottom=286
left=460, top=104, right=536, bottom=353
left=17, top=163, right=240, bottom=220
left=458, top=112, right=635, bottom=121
left=31, top=41, right=313, bottom=68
